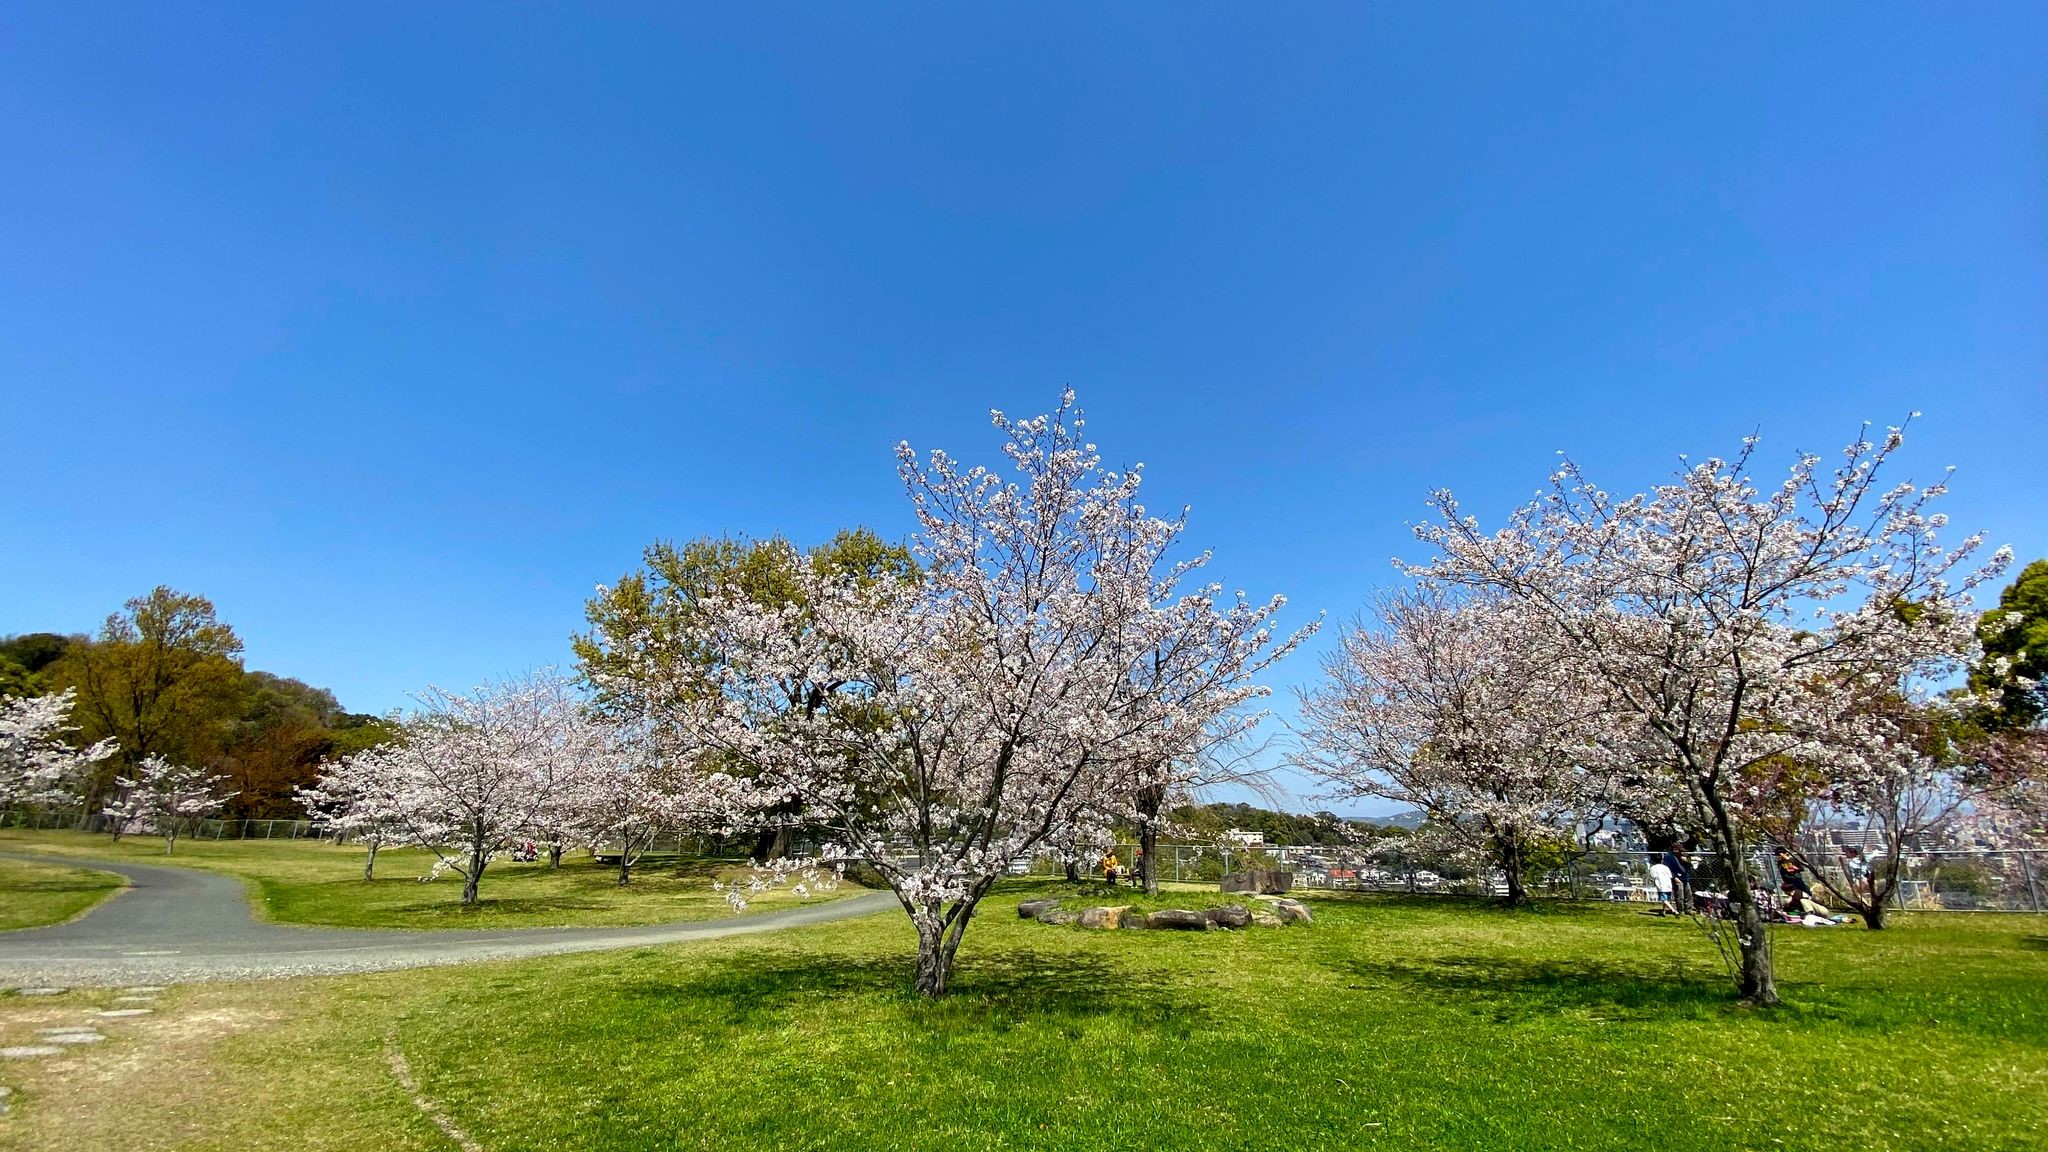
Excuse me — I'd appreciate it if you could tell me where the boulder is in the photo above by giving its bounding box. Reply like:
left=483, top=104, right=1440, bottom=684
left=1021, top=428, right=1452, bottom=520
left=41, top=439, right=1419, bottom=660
left=1017, top=899, right=1062, bottom=920
left=1037, top=908, right=1080, bottom=926
left=1250, top=912, right=1285, bottom=929
left=1220, top=869, right=1294, bottom=895
left=1079, top=906, right=1127, bottom=929
left=1270, top=898, right=1313, bottom=924
left=1144, top=908, right=1211, bottom=931
left=1203, top=905, right=1251, bottom=929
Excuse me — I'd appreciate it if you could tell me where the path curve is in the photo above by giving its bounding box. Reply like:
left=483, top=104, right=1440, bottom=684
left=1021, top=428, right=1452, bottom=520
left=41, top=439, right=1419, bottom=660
left=0, top=853, right=896, bottom=986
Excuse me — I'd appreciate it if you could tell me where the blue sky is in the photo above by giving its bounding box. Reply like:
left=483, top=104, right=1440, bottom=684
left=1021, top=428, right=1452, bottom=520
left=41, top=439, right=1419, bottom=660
left=3, top=5, right=2044, bottom=813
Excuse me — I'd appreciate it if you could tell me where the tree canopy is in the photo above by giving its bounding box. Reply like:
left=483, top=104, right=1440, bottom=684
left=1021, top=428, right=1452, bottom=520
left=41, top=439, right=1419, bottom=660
left=6, top=588, right=390, bottom=817
left=1972, top=557, right=2048, bottom=730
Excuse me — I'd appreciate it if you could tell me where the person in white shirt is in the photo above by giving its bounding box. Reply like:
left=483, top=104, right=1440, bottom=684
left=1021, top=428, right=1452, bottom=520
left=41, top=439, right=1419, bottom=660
left=1648, top=856, right=1677, bottom=916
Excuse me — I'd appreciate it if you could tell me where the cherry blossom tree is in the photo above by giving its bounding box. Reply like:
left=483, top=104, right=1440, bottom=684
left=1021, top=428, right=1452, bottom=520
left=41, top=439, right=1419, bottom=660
left=102, top=753, right=235, bottom=853
left=601, top=393, right=1312, bottom=996
left=297, top=748, right=408, bottom=880
left=1967, top=728, right=2048, bottom=846
left=1755, top=694, right=1992, bottom=930
left=1414, top=420, right=2005, bottom=1004
left=1, top=688, right=117, bottom=809
left=565, top=722, right=741, bottom=886
left=577, top=529, right=918, bottom=861
left=351, top=671, right=591, bottom=904
left=1295, top=589, right=1597, bottom=906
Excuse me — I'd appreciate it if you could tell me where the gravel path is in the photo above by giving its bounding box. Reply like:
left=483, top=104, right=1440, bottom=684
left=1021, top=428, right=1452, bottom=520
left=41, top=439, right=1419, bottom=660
left=0, top=853, right=895, bottom=986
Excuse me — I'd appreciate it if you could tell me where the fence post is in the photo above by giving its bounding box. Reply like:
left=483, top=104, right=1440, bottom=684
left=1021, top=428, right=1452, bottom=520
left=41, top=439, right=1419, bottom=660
left=2021, top=851, right=2043, bottom=914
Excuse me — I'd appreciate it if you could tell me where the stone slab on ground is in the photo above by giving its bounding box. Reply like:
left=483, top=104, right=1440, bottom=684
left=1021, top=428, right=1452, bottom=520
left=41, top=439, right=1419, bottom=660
left=1017, top=899, right=1061, bottom=920
left=1078, top=906, right=1128, bottom=929
left=1268, top=898, right=1313, bottom=924
left=1219, top=869, right=1295, bottom=895
left=11, top=988, right=66, bottom=996
left=1203, top=906, right=1251, bottom=929
left=94, top=1008, right=152, bottom=1018
left=1144, top=909, right=1211, bottom=931
left=1, top=1046, right=64, bottom=1059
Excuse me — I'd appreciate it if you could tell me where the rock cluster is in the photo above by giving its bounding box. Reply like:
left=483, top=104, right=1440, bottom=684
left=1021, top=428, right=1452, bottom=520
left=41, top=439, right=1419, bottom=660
left=1018, top=897, right=1311, bottom=931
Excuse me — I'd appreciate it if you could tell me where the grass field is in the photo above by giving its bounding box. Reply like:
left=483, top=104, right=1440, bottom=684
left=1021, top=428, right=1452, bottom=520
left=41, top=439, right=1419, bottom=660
left=0, top=857, right=124, bottom=931
left=0, top=828, right=849, bottom=931
left=3, top=881, right=2043, bottom=1151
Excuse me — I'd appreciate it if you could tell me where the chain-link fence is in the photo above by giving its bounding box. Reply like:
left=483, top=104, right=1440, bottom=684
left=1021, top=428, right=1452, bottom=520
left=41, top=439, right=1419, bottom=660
left=2, top=807, right=755, bottom=857
left=4, top=808, right=324, bottom=841
left=9, top=805, right=2044, bottom=912
left=1034, top=840, right=2048, bottom=913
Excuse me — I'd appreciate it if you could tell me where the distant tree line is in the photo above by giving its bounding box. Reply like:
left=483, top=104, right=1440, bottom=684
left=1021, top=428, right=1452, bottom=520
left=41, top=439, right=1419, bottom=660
left=1164, top=801, right=1384, bottom=847
left=2, top=586, right=391, bottom=818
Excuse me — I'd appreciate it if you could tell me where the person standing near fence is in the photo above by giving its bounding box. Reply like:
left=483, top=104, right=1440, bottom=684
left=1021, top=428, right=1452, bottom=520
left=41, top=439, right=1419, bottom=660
left=1648, top=855, right=1677, bottom=916
left=1662, top=846, right=1695, bottom=913
left=1842, top=846, right=1871, bottom=899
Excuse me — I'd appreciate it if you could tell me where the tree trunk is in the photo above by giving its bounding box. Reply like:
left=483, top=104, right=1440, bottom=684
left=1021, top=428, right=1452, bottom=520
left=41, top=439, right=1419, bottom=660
left=1139, top=821, right=1160, bottom=897
left=1064, top=859, right=1081, bottom=883
left=548, top=841, right=565, bottom=869
left=617, top=828, right=636, bottom=887
left=1857, top=854, right=1899, bottom=930
left=363, top=839, right=380, bottom=881
left=462, top=832, right=488, bottom=905
left=1702, top=800, right=1778, bottom=1005
left=1497, top=832, right=1527, bottom=907
left=911, top=901, right=975, bottom=998
left=1136, top=781, right=1165, bottom=896
left=750, top=819, right=795, bottom=861
left=164, top=826, right=178, bottom=855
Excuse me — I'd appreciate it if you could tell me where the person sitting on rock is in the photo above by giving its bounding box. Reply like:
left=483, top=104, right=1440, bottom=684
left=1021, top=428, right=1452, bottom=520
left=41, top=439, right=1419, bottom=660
left=1101, top=852, right=1121, bottom=884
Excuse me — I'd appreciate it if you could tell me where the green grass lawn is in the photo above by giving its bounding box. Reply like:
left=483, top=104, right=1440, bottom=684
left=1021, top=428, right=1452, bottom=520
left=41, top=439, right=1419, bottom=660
left=3, top=882, right=2042, bottom=1151
left=0, top=827, right=850, bottom=931
left=0, top=856, right=124, bottom=930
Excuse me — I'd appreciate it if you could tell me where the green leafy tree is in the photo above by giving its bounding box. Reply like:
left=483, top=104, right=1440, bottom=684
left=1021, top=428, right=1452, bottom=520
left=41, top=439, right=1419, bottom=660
left=0, top=657, right=37, bottom=699
left=576, top=528, right=915, bottom=858
left=0, top=633, right=79, bottom=698
left=1972, top=558, right=2048, bottom=730
left=46, top=587, right=245, bottom=803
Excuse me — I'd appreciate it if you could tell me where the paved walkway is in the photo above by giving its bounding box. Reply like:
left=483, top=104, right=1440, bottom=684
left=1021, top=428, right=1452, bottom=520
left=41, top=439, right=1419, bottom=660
left=0, top=853, right=895, bottom=986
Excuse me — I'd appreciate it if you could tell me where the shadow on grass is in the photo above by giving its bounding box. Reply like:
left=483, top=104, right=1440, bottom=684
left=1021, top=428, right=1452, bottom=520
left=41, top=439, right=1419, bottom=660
left=1307, top=890, right=1616, bottom=918
left=616, top=944, right=1213, bottom=1039
left=389, top=895, right=617, bottom=918
left=1347, top=950, right=2048, bottom=1049
left=2018, top=935, right=2048, bottom=951
left=1339, top=954, right=1739, bottom=1023
left=0, top=878, right=118, bottom=896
